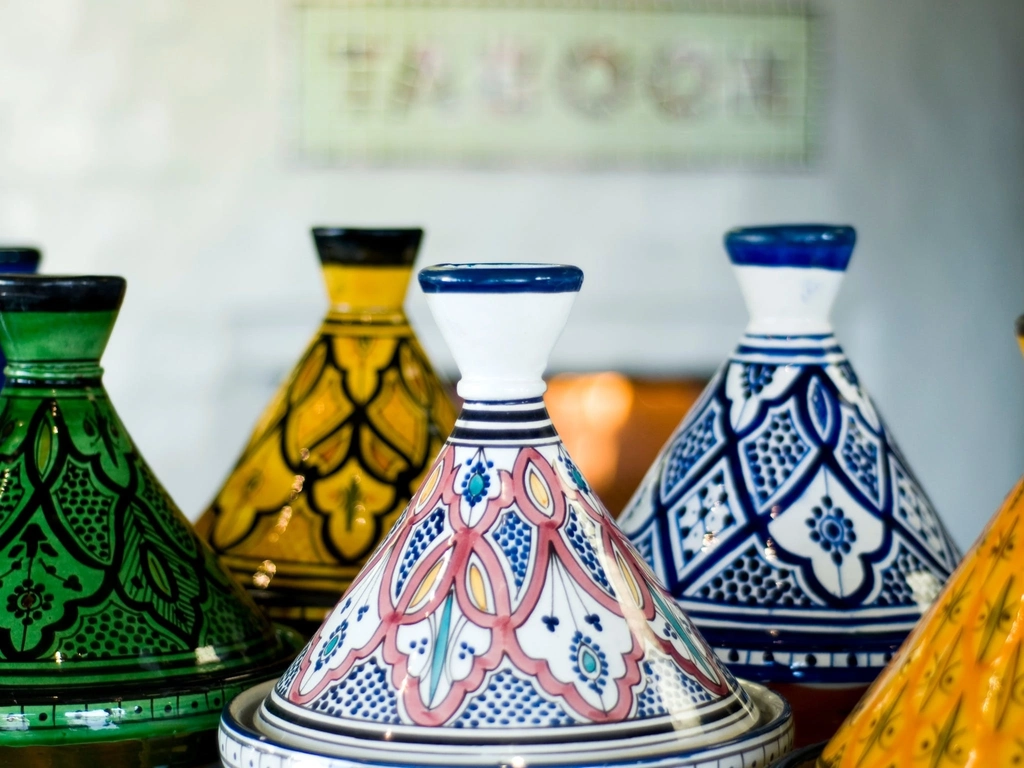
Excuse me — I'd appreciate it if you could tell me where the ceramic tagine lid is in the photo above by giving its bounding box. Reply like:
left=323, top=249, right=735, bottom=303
left=816, top=315, right=1024, bottom=768
left=618, top=226, right=960, bottom=687
left=0, top=276, right=300, bottom=765
left=219, top=264, right=794, bottom=768
left=196, top=228, right=456, bottom=637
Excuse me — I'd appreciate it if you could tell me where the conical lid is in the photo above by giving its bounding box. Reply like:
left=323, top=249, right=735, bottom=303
left=196, top=228, right=456, bottom=637
left=819, top=315, right=1024, bottom=767
left=619, top=226, right=960, bottom=685
left=236, top=264, right=793, bottom=768
left=0, top=276, right=299, bottom=751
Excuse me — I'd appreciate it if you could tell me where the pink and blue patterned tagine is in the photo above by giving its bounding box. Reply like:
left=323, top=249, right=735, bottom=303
left=619, top=226, right=960, bottom=687
left=219, top=263, right=794, bottom=768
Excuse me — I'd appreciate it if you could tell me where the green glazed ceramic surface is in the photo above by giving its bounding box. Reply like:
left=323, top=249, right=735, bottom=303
left=0, top=276, right=301, bottom=763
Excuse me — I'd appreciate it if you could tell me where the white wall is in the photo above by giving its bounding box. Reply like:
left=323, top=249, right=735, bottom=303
left=0, top=0, right=1020, bottom=549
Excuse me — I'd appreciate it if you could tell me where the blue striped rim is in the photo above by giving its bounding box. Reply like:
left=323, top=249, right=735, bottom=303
left=744, top=332, right=835, bottom=340
left=451, top=399, right=557, bottom=442
left=725, top=225, right=856, bottom=271
left=418, top=263, right=584, bottom=294
left=735, top=345, right=843, bottom=357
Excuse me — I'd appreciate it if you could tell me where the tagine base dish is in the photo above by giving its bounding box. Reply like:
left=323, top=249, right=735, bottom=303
left=0, top=725, right=218, bottom=768
left=221, top=679, right=793, bottom=768
left=0, top=623, right=301, bottom=765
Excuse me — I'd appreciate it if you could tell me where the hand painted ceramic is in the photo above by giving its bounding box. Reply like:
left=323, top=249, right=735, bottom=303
left=816, top=316, right=1024, bottom=768
left=196, top=228, right=457, bottom=637
left=0, top=276, right=301, bottom=767
left=0, top=247, right=41, bottom=391
left=618, top=226, right=960, bottom=736
left=219, top=263, right=794, bottom=768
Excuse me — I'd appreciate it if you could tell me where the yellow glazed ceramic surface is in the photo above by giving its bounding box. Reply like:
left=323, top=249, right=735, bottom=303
left=196, top=229, right=456, bottom=635
left=819, top=316, right=1024, bottom=767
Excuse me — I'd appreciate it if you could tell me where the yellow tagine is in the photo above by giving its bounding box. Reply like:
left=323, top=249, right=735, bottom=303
left=819, top=315, right=1024, bottom=767
left=195, top=229, right=456, bottom=636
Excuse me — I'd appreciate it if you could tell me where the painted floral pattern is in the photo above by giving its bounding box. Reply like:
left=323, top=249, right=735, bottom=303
left=278, top=441, right=735, bottom=727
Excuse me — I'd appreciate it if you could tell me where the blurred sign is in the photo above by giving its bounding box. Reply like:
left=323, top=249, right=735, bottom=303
left=295, top=0, right=820, bottom=166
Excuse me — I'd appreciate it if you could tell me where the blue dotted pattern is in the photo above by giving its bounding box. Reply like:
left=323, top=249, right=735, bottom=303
left=697, top=545, right=812, bottom=608
left=454, top=669, right=576, bottom=728
left=396, top=507, right=446, bottom=595
left=309, top=658, right=401, bottom=724
left=877, top=546, right=930, bottom=607
left=570, top=631, right=609, bottom=694
left=313, top=619, right=349, bottom=671
left=743, top=409, right=809, bottom=504
left=635, top=661, right=713, bottom=719
left=663, top=408, right=717, bottom=496
left=492, top=510, right=533, bottom=590
left=741, top=363, right=776, bottom=397
left=564, top=507, right=614, bottom=595
left=274, top=652, right=304, bottom=697
left=841, top=417, right=880, bottom=502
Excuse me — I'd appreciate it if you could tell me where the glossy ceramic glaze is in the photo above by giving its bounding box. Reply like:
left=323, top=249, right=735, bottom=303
left=219, top=263, right=794, bottom=768
left=0, top=276, right=301, bottom=766
left=196, top=229, right=456, bottom=636
left=817, top=316, right=1024, bottom=767
left=221, top=679, right=793, bottom=768
left=0, top=248, right=41, bottom=391
left=619, top=226, right=959, bottom=689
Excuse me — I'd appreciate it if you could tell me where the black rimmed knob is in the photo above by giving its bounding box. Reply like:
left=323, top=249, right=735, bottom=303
left=0, top=275, right=126, bottom=313
left=312, top=228, right=424, bottom=267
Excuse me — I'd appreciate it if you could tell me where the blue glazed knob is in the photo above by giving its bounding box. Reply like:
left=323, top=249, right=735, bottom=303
left=725, top=225, right=856, bottom=272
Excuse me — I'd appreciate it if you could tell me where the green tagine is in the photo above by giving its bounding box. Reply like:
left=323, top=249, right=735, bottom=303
left=0, top=276, right=301, bottom=766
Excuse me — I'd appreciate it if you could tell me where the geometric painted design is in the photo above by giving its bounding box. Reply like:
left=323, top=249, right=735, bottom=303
left=890, top=457, right=959, bottom=573
left=0, top=278, right=298, bottom=749
left=660, top=400, right=724, bottom=502
left=453, top=668, right=576, bottom=728
left=308, top=657, right=402, bottom=724
left=738, top=399, right=815, bottom=511
left=807, top=375, right=835, bottom=440
left=0, top=394, right=292, bottom=675
left=691, top=540, right=815, bottom=610
left=821, top=476, right=1024, bottom=767
left=196, top=244, right=457, bottom=634
left=395, top=507, right=448, bottom=597
left=619, top=333, right=961, bottom=684
left=490, top=508, right=535, bottom=593
left=273, top=405, right=754, bottom=743
left=666, top=458, right=744, bottom=575
left=836, top=408, right=885, bottom=508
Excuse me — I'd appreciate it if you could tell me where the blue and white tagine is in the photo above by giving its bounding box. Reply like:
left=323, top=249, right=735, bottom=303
left=619, top=226, right=960, bottom=686
left=219, top=263, right=794, bottom=768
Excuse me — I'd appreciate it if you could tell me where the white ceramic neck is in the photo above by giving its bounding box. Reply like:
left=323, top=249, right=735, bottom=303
left=733, top=265, right=842, bottom=335
left=425, top=290, right=577, bottom=401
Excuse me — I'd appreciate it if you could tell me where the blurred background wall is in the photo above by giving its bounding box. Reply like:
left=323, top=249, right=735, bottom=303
left=0, top=0, right=1020, bottom=549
